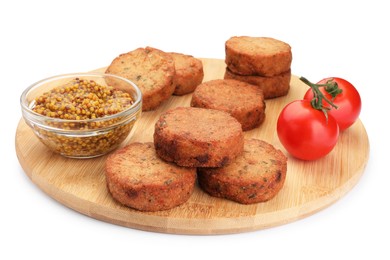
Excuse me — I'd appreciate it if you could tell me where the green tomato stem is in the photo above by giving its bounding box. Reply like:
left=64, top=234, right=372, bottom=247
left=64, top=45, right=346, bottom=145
left=299, top=77, right=342, bottom=110
left=299, top=76, right=343, bottom=121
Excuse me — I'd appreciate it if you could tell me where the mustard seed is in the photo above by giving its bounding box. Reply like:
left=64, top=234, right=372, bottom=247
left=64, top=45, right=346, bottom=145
left=30, top=77, right=137, bottom=158
left=33, top=78, right=133, bottom=121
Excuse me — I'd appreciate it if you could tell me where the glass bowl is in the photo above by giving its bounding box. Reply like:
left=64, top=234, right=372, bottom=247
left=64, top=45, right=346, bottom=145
left=20, top=73, right=142, bottom=158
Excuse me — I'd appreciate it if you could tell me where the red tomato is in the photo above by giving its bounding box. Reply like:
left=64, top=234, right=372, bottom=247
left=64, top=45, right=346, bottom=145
left=303, top=77, right=361, bottom=131
left=277, top=100, right=339, bottom=160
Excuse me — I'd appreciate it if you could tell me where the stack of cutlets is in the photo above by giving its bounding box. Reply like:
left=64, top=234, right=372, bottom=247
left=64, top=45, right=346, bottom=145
left=106, top=47, right=204, bottom=111
left=224, top=36, right=292, bottom=99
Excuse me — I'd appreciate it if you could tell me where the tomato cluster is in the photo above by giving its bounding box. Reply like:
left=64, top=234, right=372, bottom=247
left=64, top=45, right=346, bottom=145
left=277, top=77, right=361, bottom=161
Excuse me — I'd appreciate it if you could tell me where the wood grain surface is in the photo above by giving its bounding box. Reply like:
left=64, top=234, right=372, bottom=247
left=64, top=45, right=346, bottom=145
left=15, top=58, right=369, bottom=234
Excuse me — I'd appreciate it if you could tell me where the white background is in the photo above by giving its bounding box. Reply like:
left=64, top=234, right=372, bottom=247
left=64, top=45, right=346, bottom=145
left=1, top=0, right=389, bottom=259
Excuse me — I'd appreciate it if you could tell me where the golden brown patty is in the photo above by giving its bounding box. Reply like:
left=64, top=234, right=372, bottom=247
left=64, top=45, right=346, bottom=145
left=105, top=47, right=175, bottom=111
left=105, top=142, right=196, bottom=212
left=225, top=36, right=292, bottom=76
left=191, top=79, right=266, bottom=131
left=154, top=107, right=244, bottom=167
left=198, top=139, right=287, bottom=204
left=169, top=52, right=204, bottom=96
left=224, top=68, right=291, bottom=99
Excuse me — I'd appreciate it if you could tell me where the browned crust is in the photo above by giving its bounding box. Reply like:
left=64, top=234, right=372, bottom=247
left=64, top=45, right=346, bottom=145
left=198, top=138, right=287, bottom=204
left=105, top=47, right=175, bottom=111
left=154, top=107, right=244, bottom=167
left=225, top=36, right=292, bottom=76
left=169, top=52, right=204, bottom=96
left=105, top=142, right=196, bottom=211
left=190, top=79, right=266, bottom=131
left=224, top=68, right=291, bottom=99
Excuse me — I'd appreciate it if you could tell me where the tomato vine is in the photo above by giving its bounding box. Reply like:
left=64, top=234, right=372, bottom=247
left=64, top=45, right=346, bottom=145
left=299, top=77, right=342, bottom=121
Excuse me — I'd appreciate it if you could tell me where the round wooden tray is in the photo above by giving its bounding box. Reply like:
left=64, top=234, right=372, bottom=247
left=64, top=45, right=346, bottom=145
left=15, top=58, right=369, bottom=234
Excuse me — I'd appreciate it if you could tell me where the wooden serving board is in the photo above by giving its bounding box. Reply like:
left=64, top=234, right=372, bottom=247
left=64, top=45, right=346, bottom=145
left=15, top=58, right=369, bottom=234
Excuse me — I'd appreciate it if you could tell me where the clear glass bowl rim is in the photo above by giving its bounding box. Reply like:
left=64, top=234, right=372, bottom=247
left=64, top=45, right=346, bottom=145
left=20, top=72, right=142, bottom=132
